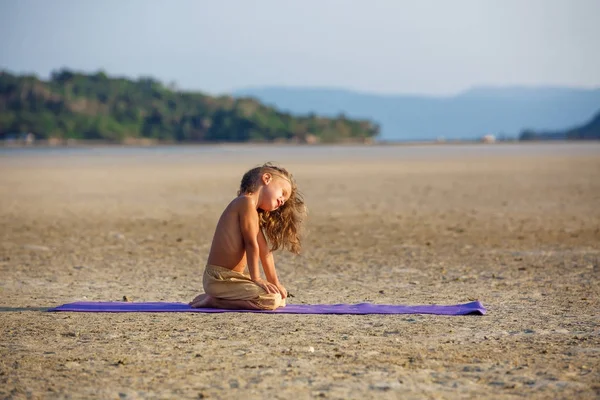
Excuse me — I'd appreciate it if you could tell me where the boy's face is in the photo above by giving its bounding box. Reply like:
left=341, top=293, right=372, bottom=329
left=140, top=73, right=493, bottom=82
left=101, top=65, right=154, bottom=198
left=260, top=173, right=292, bottom=211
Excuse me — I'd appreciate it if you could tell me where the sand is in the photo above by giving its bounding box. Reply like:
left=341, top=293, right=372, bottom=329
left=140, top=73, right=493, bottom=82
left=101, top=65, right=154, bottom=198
left=1, top=143, right=599, bottom=399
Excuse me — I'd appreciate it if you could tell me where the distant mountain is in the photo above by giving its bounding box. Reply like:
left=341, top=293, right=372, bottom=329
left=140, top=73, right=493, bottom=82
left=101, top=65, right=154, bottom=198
left=521, top=110, right=600, bottom=141
left=234, top=86, right=600, bottom=141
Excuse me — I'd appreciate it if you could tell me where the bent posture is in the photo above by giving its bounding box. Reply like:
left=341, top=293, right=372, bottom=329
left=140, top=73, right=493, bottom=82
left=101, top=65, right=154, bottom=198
left=190, top=163, right=306, bottom=310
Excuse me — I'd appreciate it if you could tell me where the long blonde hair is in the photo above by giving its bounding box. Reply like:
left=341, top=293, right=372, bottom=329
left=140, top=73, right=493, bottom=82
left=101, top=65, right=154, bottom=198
left=237, top=162, right=306, bottom=254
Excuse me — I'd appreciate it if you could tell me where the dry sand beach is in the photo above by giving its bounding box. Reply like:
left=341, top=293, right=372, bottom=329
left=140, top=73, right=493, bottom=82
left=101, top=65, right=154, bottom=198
left=1, top=143, right=599, bottom=399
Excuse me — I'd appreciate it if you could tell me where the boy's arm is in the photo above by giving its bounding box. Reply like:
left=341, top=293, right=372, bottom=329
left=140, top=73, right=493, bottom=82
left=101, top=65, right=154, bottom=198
left=239, top=198, right=280, bottom=294
left=239, top=197, right=261, bottom=281
left=258, top=229, right=287, bottom=299
left=258, top=229, right=278, bottom=284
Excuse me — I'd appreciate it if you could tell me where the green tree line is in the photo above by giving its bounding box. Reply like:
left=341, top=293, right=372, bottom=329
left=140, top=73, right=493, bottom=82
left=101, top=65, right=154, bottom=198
left=0, top=69, right=379, bottom=143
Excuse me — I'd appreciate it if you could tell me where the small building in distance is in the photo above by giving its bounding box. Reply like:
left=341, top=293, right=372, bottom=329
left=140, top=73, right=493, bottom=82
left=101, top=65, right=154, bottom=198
left=480, top=134, right=496, bottom=143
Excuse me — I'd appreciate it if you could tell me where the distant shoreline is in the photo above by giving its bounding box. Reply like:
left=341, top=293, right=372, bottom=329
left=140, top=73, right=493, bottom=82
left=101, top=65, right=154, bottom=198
left=2, top=138, right=560, bottom=150
left=3, top=139, right=599, bottom=156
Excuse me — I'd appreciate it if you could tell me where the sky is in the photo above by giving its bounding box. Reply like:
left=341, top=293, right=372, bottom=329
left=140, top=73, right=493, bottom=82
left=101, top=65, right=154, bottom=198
left=1, top=0, right=599, bottom=96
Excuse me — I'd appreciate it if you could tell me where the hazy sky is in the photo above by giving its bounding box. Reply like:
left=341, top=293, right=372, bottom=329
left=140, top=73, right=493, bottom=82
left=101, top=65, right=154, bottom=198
left=1, top=0, right=599, bottom=96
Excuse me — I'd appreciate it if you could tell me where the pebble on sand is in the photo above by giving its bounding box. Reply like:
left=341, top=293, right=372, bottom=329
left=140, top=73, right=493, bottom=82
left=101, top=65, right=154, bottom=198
left=23, top=244, right=50, bottom=251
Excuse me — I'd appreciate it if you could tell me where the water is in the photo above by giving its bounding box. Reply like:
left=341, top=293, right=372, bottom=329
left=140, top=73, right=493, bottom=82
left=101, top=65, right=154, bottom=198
left=1, top=142, right=598, bottom=165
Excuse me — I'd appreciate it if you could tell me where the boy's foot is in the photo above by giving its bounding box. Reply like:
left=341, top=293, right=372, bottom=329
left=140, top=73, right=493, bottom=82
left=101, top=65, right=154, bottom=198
left=189, top=294, right=213, bottom=308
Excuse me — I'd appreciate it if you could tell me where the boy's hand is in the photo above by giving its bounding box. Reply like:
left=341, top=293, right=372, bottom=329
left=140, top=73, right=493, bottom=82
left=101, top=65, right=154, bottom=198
left=275, top=283, right=288, bottom=299
left=253, top=279, right=281, bottom=295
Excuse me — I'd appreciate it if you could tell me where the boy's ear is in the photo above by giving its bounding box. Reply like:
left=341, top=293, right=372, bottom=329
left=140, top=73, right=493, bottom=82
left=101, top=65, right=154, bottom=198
left=262, top=173, right=272, bottom=184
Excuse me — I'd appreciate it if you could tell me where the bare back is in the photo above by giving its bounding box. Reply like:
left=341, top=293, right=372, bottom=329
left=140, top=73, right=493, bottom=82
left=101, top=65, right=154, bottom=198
left=207, top=196, right=254, bottom=273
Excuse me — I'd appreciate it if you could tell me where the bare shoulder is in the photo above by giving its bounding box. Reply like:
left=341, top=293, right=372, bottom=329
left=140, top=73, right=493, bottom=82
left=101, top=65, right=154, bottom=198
left=235, top=195, right=259, bottom=238
left=230, top=195, right=256, bottom=213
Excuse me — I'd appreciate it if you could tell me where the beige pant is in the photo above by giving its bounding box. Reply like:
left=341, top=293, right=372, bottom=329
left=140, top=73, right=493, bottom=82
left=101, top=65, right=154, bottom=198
left=203, top=264, right=286, bottom=310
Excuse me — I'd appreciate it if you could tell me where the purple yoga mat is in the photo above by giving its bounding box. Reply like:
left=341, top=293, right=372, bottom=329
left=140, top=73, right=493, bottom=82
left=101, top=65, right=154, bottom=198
left=49, top=300, right=486, bottom=315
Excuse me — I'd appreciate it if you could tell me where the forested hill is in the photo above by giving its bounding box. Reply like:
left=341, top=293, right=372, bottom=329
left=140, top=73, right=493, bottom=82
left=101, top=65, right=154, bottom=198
left=0, top=70, right=379, bottom=143
left=520, top=110, right=600, bottom=141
